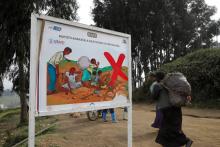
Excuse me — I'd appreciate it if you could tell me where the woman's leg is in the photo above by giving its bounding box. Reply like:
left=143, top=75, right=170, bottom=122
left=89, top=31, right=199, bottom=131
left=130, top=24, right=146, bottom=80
left=156, top=107, right=188, bottom=147
left=152, top=105, right=163, bottom=128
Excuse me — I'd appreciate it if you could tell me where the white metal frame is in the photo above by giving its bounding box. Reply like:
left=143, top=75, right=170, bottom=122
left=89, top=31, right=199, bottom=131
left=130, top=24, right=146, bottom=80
left=29, top=13, right=132, bottom=147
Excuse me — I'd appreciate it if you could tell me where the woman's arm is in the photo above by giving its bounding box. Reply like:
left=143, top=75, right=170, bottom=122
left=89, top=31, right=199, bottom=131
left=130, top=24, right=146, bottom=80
left=151, top=84, right=162, bottom=100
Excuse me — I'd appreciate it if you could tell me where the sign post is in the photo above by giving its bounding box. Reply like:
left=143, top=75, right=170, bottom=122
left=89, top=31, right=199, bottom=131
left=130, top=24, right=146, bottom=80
left=29, top=13, right=132, bottom=147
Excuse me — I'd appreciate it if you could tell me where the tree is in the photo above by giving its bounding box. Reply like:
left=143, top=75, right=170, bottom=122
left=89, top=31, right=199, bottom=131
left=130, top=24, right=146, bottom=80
left=0, top=0, right=78, bottom=124
left=35, top=0, right=78, bottom=20
left=92, top=0, right=149, bottom=88
left=161, top=48, right=220, bottom=102
left=92, top=0, right=220, bottom=89
left=0, top=77, right=3, bottom=95
left=185, top=0, right=218, bottom=49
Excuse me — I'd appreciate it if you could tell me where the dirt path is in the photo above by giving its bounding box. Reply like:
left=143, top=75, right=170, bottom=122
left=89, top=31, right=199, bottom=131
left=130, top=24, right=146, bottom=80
left=35, top=104, right=220, bottom=147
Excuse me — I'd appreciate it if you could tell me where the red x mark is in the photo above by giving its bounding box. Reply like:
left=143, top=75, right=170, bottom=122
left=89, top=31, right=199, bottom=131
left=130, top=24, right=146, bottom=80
left=104, top=52, right=128, bottom=86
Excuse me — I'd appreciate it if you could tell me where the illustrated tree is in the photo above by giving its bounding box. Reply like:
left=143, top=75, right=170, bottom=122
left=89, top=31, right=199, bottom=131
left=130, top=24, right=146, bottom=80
left=0, top=0, right=78, bottom=124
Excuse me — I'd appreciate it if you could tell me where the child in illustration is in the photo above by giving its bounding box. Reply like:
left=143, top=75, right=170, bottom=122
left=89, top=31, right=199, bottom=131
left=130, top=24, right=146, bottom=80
left=47, top=47, right=72, bottom=94
left=88, top=58, right=99, bottom=74
left=91, top=70, right=105, bottom=96
left=91, top=70, right=103, bottom=87
left=61, top=67, right=82, bottom=95
left=90, top=71, right=97, bottom=86
left=82, top=58, right=100, bottom=87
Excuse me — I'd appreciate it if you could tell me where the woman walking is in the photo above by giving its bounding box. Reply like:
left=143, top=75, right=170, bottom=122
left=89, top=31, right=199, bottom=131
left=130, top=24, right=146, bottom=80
left=148, top=72, right=163, bottom=128
left=151, top=71, right=193, bottom=147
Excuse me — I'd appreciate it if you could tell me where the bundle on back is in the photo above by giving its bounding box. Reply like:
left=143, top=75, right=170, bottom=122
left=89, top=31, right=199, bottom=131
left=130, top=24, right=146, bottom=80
left=162, top=72, right=191, bottom=107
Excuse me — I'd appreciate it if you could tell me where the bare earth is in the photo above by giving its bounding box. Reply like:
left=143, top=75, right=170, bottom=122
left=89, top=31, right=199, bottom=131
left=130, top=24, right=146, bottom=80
left=36, top=104, right=220, bottom=147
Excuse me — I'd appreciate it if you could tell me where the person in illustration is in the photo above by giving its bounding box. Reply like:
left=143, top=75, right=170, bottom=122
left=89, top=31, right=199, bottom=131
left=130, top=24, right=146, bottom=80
left=47, top=47, right=72, bottom=94
left=81, top=58, right=100, bottom=87
left=88, top=58, right=99, bottom=74
left=149, top=72, right=163, bottom=128
left=90, top=71, right=98, bottom=87
left=61, top=67, right=82, bottom=95
left=92, top=70, right=105, bottom=97
left=91, top=70, right=103, bottom=87
left=102, top=108, right=117, bottom=123
left=151, top=71, right=193, bottom=147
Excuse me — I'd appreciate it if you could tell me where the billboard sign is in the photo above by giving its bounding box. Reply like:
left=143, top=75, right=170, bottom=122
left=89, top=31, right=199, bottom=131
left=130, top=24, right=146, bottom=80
left=31, top=15, right=131, bottom=116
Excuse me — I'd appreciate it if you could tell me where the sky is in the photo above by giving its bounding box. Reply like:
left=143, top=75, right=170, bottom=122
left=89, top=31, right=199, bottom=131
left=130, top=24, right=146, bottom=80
left=78, top=0, right=94, bottom=25
left=205, top=0, right=220, bottom=20
left=2, top=0, right=220, bottom=90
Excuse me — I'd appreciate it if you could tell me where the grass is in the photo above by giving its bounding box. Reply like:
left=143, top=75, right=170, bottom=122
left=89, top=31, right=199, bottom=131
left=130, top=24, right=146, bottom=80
left=133, top=98, right=220, bottom=110
left=0, top=108, right=20, bottom=120
left=0, top=99, right=219, bottom=146
left=0, top=108, right=58, bottom=147
left=189, top=99, right=220, bottom=109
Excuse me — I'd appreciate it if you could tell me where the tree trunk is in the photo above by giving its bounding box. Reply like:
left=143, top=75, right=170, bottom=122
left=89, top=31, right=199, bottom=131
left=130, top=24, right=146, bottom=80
left=132, top=58, right=137, bottom=90
left=18, top=59, right=28, bottom=125
left=0, top=77, right=3, bottom=96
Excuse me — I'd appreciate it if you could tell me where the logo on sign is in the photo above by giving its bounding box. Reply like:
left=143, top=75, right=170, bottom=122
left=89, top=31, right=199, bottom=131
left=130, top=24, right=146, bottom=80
left=87, top=32, right=97, bottom=38
left=122, top=39, right=127, bottom=44
left=49, top=39, right=65, bottom=45
left=53, top=26, right=62, bottom=31
left=48, top=26, right=62, bottom=31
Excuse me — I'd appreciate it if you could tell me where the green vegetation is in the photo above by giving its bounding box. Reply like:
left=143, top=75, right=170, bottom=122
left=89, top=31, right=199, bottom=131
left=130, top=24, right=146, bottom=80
left=161, top=48, right=220, bottom=104
left=0, top=108, right=20, bottom=120
left=59, top=59, right=78, bottom=67
left=133, top=48, right=220, bottom=109
left=133, top=82, right=151, bottom=102
left=92, top=0, right=220, bottom=88
left=0, top=109, right=57, bottom=147
left=100, top=66, right=112, bottom=72
left=0, top=0, right=79, bottom=125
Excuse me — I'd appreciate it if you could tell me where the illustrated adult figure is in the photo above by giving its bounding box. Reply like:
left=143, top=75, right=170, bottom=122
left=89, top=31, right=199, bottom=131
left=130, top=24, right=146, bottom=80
left=47, top=47, right=72, bottom=94
left=151, top=71, right=193, bottom=147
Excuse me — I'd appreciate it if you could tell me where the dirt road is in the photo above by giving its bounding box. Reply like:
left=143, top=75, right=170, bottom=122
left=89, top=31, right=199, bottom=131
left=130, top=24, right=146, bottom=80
left=35, top=104, right=220, bottom=147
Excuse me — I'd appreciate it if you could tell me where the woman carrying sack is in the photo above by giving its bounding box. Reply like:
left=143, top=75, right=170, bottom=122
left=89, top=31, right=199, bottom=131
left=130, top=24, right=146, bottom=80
left=152, top=71, right=193, bottom=147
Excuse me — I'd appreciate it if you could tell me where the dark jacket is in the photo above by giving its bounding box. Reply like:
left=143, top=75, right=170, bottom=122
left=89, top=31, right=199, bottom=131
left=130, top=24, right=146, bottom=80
left=151, top=83, right=172, bottom=109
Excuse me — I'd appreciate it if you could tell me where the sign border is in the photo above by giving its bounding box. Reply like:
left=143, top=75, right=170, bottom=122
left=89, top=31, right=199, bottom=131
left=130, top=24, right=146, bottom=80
left=31, top=14, right=132, bottom=117
left=29, top=13, right=132, bottom=147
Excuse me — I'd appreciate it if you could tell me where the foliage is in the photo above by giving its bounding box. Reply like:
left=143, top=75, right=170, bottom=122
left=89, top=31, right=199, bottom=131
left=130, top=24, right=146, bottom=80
left=0, top=77, right=3, bottom=95
left=132, top=79, right=152, bottom=102
left=0, top=0, right=78, bottom=124
left=0, top=108, right=57, bottom=147
left=160, top=48, right=220, bottom=103
left=35, top=0, right=79, bottom=20
left=4, top=130, right=27, bottom=147
left=0, top=108, right=20, bottom=120
left=92, top=0, right=220, bottom=89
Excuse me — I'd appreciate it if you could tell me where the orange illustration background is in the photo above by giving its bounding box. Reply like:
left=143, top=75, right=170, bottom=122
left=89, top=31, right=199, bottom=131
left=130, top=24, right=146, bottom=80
left=47, top=60, right=128, bottom=105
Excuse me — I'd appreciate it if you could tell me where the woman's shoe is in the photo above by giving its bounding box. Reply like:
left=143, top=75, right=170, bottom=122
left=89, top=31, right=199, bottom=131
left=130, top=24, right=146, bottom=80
left=185, top=139, right=193, bottom=147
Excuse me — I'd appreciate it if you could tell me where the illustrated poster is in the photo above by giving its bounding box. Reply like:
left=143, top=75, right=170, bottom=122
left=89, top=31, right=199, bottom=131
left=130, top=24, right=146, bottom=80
left=38, top=20, right=130, bottom=114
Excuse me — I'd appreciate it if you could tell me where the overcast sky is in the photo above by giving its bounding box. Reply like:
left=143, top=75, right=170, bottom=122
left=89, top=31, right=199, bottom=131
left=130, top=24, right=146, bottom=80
left=2, top=0, right=220, bottom=90
left=78, top=0, right=94, bottom=25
